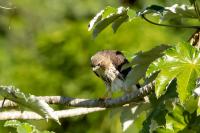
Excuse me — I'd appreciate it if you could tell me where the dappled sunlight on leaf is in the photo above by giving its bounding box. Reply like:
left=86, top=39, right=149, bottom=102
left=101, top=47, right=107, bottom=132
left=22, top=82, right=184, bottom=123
left=147, top=42, right=200, bottom=107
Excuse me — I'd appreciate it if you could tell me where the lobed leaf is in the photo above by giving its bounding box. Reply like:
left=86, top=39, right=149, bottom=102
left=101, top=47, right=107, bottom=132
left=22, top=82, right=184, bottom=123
left=147, top=42, right=200, bottom=107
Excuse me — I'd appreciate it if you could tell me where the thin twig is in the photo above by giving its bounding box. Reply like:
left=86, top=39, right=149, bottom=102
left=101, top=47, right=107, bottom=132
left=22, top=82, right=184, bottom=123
left=141, top=15, right=200, bottom=29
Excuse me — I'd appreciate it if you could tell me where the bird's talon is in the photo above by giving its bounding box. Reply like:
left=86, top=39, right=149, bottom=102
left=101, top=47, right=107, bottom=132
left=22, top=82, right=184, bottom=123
left=98, top=97, right=111, bottom=101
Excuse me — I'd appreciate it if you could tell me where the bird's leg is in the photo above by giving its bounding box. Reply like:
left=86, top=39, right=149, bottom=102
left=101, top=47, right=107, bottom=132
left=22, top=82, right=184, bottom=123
left=98, top=81, right=113, bottom=100
left=123, top=84, right=140, bottom=94
left=104, top=90, right=112, bottom=98
left=99, top=82, right=113, bottom=101
left=99, top=91, right=112, bottom=101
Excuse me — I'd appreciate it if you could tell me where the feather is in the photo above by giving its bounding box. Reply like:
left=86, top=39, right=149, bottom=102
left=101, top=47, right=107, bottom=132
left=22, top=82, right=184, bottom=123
left=91, top=50, right=138, bottom=95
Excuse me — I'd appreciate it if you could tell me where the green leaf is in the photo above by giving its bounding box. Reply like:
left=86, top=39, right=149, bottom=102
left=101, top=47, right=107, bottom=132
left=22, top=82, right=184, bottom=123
left=88, top=10, right=104, bottom=31
left=147, top=42, right=200, bottom=105
left=141, top=103, right=167, bottom=132
left=155, top=70, right=178, bottom=97
left=89, top=6, right=145, bottom=37
left=88, top=6, right=129, bottom=38
left=4, top=121, right=34, bottom=133
left=112, top=14, right=128, bottom=33
left=130, top=45, right=170, bottom=66
left=125, top=64, right=148, bottom=88
left=92, top=14, right=119, bottom=37
left=183, top=95, right=198, bottom=113
left=124, top=45, right=170, bottom=88
left=4, top=120, right=21, bottom=128
left=88, top=6, right=117, bottom=31
left=137, top=5, right=165, bottom=15
left=165, top=105, right=187, bottom=132
left=92, top=7, right=128, bottom=38
left=127, top=9, right=136, bottom=21
left=17, top=123, right=33, bottom=133
left=120, top=103, right=151, bottom=132
left=177, top=68, right=197, bottom=105
left=138, top=4, right=198, bottom=21
left=197, top=107, right=200, bottom=116
left=0, top=86, right=60, bottom=124
left=141, top=80, right=178, bottom=132
left=102, top=6, right=117, bottom=18
left=4, top=120, right=55, bottom=133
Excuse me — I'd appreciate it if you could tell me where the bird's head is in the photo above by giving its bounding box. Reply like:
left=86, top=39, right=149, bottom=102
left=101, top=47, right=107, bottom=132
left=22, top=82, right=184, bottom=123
left=91, top=53, right=111, bottom=78
left=90, top=50, right=131, bottom=81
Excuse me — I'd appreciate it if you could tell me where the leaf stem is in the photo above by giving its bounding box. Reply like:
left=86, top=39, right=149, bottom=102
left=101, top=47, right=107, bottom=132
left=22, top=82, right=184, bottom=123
left=141, top=15, right=200, bottom=29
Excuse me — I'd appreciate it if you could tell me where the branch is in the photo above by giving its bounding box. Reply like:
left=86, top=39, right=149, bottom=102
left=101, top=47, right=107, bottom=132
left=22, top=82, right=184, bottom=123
left=0, top=107, right=106, bottom=120
left=0, top=81, right=155, bottom=108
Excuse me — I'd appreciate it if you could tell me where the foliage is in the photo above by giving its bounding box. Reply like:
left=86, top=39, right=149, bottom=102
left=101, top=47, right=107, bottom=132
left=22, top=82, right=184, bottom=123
left=4, top=120, right=54, bottom=133
left=124, top=45, right=170, bottom=88
left=89, top=3, right=199, bottom=37
left=138, top=4, right=198, bottom=20
left=88, top=6, right=129, bottom=38
left=88, top=0, right=200, bottom=132
left=147, top=42, right=200, bottom=105
left=0, top=0, right=199, bottom=133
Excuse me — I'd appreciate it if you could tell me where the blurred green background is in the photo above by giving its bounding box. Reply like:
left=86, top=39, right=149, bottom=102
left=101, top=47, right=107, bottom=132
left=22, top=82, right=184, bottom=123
left=0, top=0, right=196, bottom=132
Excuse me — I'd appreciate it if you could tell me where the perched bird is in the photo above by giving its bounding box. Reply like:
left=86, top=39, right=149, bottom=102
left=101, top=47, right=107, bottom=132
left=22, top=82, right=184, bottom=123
left=91, top=50, right=140, bottom=97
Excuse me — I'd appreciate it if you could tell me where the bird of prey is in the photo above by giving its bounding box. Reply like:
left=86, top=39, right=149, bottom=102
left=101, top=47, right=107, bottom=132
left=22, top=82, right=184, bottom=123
left=91, top=50, right=140, bottom=97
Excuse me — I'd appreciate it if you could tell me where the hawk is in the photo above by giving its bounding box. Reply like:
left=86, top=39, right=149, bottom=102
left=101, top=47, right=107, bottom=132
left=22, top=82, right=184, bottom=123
left=91, top=50, right=140, bottom=97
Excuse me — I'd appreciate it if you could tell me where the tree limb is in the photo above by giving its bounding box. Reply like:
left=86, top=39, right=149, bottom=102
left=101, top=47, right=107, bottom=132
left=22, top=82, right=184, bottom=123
left=0, top=81, right=155, bottom=108
left=0, top=107, right=106, bottom=120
